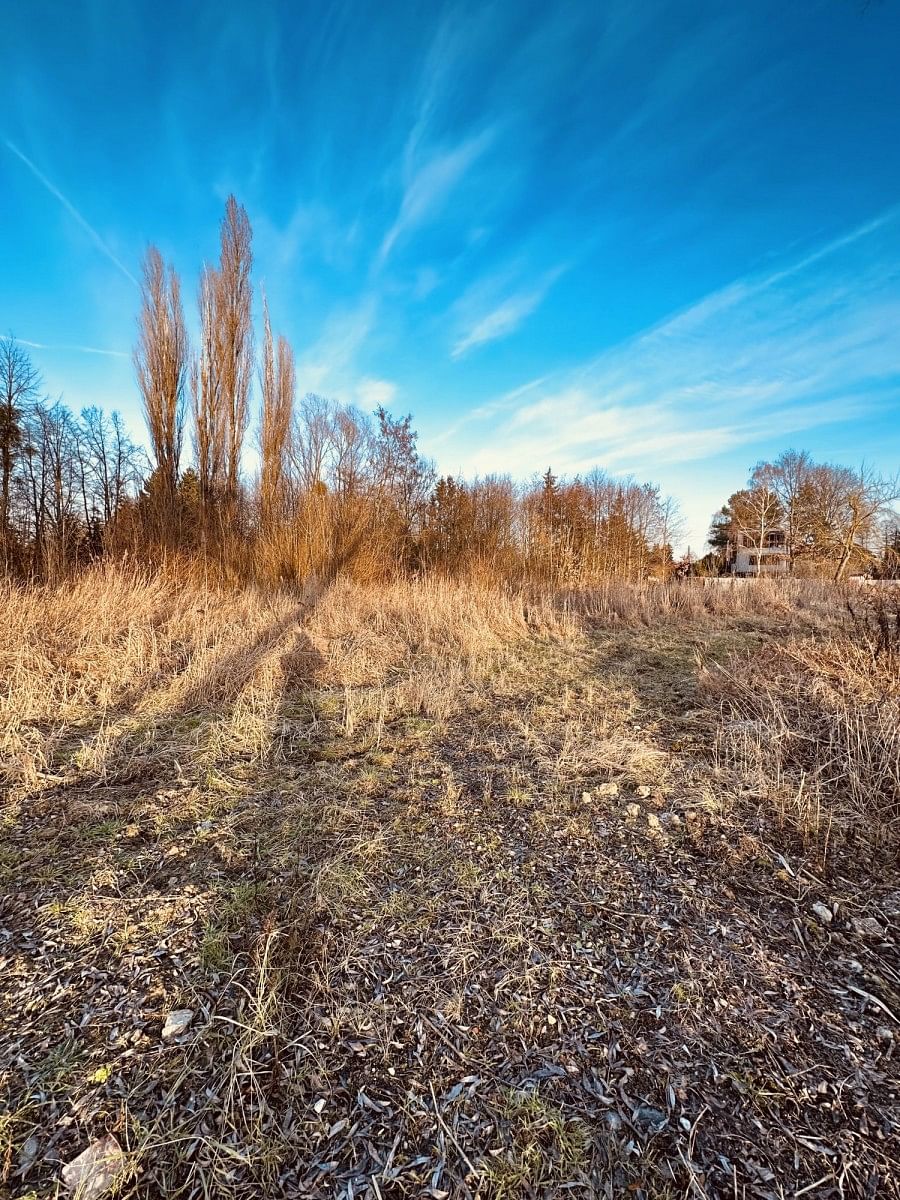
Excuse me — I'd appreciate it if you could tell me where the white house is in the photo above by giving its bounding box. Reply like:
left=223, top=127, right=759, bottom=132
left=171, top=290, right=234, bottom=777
left=729, top=529, right=790, bottom=577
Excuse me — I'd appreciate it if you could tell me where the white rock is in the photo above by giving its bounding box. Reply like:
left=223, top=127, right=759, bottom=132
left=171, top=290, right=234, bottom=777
left=636, top=785, right=652, bottom=799
left=624, top=803, right=641, bottom=820
left=597, top=781, right=619, bottom=798
left=313, top=1097, right=327, bottom=1114
left=852, top=916, right=884, bottom=939
left=161, top=1009, right=195, bottom=1042
left=61, top=1135, right=125, bottom=1198
left=581, top=791, right=592, bottom=804
left=646, top=812, right=663, bottom=831
left=811, top=903, right=833, bottom=925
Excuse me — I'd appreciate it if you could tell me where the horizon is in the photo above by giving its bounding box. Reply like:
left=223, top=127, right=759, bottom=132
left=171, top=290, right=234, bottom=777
left=3, top=1, right=900, bottom=552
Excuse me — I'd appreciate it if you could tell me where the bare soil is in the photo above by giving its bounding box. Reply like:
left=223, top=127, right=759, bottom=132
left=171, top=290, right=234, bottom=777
left=2, top=602, right=899, bottom=1199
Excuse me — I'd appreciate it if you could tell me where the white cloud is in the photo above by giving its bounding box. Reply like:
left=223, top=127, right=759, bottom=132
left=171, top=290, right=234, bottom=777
left=412, top=265, right=441, bottom=299
left=255, top=201, right=359, bottom=274
left=452, top=289, right=545, bottom=358
left=437, top=208, right=900, bottom=548
left=356, top=377, right=397, bottom=409
left=297, top=296, right=378, bottom=395
left=293, top=302, right=401, bottom=416
left=376, top=129, right=495, bottom=268
left=1, top=334, right=127, bottom=359
left=451, top=264, right=567, bottom=358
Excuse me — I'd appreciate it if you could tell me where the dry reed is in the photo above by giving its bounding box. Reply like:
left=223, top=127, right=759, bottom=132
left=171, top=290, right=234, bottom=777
left=0, top=564, right=576, bottom=795
left=704, top=597, right=900, bottom=845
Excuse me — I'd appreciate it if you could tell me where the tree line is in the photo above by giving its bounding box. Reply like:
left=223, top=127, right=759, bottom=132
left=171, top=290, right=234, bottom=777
left=1, top=197, right=683, bottom=585
left=0, top=337, right=144, bottom=579
left=3, top=196, right=896, bottom=587
left=707, top=450, right=900, bottom=580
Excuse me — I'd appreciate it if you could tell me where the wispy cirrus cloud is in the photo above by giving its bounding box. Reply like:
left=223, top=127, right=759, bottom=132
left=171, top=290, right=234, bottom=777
left=3, top=139, right=138, bottom=286
left=0, top=333, right=128, bottom=358
left=439, top=207, right=900, bottom=541
left=376, top=128, right=495, bottom=269
left=372, top=6, right=508, bottom=272
left=451, top=264, right=568, bottom=358
left=296, top=294, right=383, bottom=403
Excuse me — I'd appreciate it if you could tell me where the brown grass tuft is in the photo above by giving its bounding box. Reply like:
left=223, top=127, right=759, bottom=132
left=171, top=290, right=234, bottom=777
left=703, top=599, right=900, bottom=845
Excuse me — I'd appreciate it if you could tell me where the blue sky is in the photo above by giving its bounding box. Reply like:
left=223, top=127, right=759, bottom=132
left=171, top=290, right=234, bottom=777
left=2, top=0, right=899, bottom=551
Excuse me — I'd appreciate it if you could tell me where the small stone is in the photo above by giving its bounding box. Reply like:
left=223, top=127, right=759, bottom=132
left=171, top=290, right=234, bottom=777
left=61, top=1135, right=125, bottom=1198
left=811, top=902, right=833, bottom=925
left=852, top=916, right=884, bottom=939
left=876, top=1025, right=894, bottom=1043
left=633, top=1105, right=667, bottom=1133
left=161, top=1009, right=194, bottom=1042
left=581, top=791, right=592, bottom=804
left=646, top=812, right=663, bottom=831
left=636, top=785, right=652, bottom=799
left=597, top=781, right=619, bottom=798
left=19, top=1136, right=39, bottom=1168
left=313, top=1097, right=327, bottom=1114
left=624, top=803, right=641, bottom=820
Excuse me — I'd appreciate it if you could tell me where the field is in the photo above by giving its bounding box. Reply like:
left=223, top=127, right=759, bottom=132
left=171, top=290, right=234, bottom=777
left=1, top=569, right=898, bottom=1199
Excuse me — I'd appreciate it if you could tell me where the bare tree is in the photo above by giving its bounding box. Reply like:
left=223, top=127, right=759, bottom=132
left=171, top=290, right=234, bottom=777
left=371, top=406, right=435, bottom=560
left=134, top=248, right=188, bottom=538
left=25, top=401, right=81, bottom=578
left=192, top=263, right=226, bottom=543
left=190, top=198, right=254, bottom=550
left=79, top=407, right=143, bottom=531
left=753, top=450, right=811, bottom=571
left=1, top=336, right=41, bottom=567
left=329, top=404, right=371, bottom=500
left=217, top=197, right=254, bottom=513
left=258, top=298, right=294, bottom=527
left=714, top=483, right=783, bottom=576
left=292, top=393, right=335, bottom=495
left=826, top=463, right=900, bottom=581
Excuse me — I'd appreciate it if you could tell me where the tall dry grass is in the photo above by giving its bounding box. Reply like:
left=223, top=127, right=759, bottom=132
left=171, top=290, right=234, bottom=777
left=705, top=596, right=900, bottom=846
left=6, top=564, right=888, bottom=849
left=0, top=563, right=576, bottom=795
left=564, top=575, right=846, bottom=624
left=0, top=565, right=296, bottom=791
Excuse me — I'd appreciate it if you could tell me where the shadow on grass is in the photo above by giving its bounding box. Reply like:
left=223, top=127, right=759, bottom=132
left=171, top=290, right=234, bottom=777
left=3, top=615, right=899, bottom=1199
left=2, top=594, right=333, bottom=931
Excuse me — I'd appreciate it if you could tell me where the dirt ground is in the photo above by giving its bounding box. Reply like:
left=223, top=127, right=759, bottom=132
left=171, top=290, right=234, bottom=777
left=2, top=602, right=899, bottom=1199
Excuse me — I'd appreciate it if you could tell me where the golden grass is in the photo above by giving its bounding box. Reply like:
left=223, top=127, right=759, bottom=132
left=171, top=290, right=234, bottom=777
left=0, top=564, right=577, bottom=797
left=565, top=575, right=846, bottom=624
left=0, top=565, right=865, bottom=809
left=703, top=599, right=900, bottom=845
left=3, top=565, right=888, bottom=849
